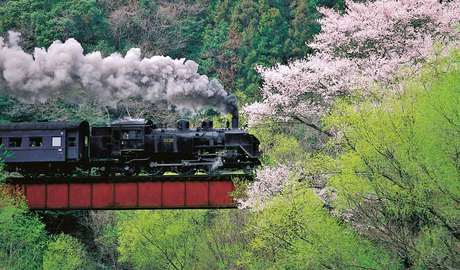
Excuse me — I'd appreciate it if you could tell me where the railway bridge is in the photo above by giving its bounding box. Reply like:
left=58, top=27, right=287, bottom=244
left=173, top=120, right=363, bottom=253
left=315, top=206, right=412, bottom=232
left=6, top=174, right=247, bottom=210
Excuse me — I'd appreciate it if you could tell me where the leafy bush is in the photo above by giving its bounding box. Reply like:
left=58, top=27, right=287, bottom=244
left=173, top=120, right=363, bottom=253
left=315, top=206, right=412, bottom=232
left=0, top=186, right=47, bottom=270
left=43, top=234, right=91, bottom=270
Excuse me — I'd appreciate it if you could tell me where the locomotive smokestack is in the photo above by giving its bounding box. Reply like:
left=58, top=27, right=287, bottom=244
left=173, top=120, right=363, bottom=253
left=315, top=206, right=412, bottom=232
left=225, top=95, right=239, bottom=129
left=232, top=113, right=239, bottom=129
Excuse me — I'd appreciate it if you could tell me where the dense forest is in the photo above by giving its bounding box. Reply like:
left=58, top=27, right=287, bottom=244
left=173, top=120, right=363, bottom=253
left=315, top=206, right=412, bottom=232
left=0, top=0, right=341, bottom=122
left=0, top=0, right=459, bottom=269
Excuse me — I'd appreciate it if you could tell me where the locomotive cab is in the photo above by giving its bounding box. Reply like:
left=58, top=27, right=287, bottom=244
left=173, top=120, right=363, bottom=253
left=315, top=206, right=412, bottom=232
left=90, top=119, right=152, bottom=161
left=111, top=119, right=153, bottom=155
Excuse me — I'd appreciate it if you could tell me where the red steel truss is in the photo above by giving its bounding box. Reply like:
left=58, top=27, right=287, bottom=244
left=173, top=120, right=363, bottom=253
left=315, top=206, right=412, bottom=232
left=6, top=175, right=245, bottom=210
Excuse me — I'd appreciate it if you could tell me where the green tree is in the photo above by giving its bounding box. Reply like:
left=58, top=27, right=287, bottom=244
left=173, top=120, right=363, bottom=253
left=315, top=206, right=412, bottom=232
left=242, top=185, right=399, bottom=269
left=197, top=0, right=342, bottom=102
left=286, top=0, right=321, bottom=58
left=0, top=0, right=112, bottom=52
left=0, top=187, right=48, bottom=270
left=235, top=5, right=290, bottom=99
left=198, top=0, right=237, bottom=86
left=326, top=50, right=460, bottom=268
left=117, top=210, right=208, bottom=270
left=43, top=234, right=91, bottom=270
left=100, top=0, right=207, bottom=57
left=199, top=210, right=249, bottom=269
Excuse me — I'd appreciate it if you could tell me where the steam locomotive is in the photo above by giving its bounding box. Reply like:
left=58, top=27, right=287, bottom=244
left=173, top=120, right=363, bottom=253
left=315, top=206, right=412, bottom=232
left=0, top=115, right=260, bottom=176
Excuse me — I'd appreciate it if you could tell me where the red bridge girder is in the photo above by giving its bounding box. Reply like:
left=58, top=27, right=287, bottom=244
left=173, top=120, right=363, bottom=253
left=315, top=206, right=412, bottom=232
left=6, top=175, right=244, bottom=210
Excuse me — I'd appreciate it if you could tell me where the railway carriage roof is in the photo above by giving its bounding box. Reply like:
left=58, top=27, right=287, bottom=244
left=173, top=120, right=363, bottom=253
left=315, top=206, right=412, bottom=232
left=0, top=121, right=89, bottom=131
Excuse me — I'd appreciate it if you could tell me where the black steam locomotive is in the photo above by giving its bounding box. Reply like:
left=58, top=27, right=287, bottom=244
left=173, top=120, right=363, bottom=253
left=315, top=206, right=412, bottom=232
left=0, top=115, right=260, bottom=176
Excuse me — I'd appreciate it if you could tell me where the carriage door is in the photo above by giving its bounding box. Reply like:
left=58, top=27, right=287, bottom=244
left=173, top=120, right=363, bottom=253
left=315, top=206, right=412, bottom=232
left=66, top=130, right=78, bottom=160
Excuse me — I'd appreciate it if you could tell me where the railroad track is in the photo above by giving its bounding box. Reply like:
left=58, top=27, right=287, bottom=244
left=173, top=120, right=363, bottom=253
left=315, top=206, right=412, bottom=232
left=6, top=173, right=253, bottom=184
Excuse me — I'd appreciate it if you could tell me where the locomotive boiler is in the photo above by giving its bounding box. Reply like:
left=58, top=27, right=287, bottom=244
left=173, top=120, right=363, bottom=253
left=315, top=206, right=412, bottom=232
left=0, top=113, right=260, bottom=176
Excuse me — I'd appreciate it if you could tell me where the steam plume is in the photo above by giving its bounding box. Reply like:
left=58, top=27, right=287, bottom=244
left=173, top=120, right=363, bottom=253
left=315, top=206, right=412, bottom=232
left=0, top=31, right=237, bottom=115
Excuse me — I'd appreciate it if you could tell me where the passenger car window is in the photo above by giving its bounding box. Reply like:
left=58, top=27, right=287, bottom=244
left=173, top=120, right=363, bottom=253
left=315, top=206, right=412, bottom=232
left=9, top=137, right=22, bottom=147
left=68, top=137, right=76, bottom=147
left=29, top=137, right=43, bottom=147
left=52, top=137, right=62, bottom=147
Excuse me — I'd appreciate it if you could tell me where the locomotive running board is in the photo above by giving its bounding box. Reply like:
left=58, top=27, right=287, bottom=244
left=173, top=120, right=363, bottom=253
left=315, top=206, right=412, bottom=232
left=5, top=174, right=252, bottom=210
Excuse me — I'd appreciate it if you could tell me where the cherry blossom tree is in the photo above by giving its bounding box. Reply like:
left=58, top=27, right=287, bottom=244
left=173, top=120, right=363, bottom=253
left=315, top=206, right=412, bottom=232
left=244, top=0, right=460, bottom=130
left=238, top=165, right=291, bottom=210
left=242, top=0, right=460, bottom=210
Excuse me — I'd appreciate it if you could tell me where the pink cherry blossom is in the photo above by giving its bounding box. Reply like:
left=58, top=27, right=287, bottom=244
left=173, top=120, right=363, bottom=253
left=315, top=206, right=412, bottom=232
left=244, top=0, right=460, bottom=126
left=238, top=164, right=291, bottom=210
left=242, top=0, right=460, bottom=209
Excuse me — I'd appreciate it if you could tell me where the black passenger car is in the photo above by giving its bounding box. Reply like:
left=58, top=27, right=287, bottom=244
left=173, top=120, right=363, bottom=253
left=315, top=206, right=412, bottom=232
left=0, top=121, right=89, bottom=174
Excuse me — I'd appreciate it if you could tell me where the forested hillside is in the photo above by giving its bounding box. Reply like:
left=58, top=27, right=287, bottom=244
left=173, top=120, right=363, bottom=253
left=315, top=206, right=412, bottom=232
left=0, top=0, right=341, bottom=119
left=0, top=0, right=459, bottom=269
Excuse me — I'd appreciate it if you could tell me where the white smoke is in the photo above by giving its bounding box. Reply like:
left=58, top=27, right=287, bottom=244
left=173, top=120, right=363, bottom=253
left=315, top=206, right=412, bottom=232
left=0, top=31, right=235, bottom=113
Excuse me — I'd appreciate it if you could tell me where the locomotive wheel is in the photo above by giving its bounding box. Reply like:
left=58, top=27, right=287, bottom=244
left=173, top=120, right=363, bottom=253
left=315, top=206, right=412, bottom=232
left=147, top=161, right=165, bottom=176
left=122, top=165, right=138, bottom=176
left=46, top=166, right=75, bottom=177
left=148, top=167, right=165, bottom=176
left=99, top=166, right=113, bottom=177
left=195, top=165, right=211, bottom=175
left=22, top=169, right=41, bottom=178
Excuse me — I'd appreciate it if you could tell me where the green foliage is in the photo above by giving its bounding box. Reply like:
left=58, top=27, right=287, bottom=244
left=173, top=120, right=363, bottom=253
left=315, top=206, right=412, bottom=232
left=0, top=0, right=112, bottom=52
left=43, top=234, right=91, bottom=270
left=113, top=209, right=255, bottom=270
left=411, top=226, right=459, bottom=269
left=250, top=120, right=306, bottom=165
left=243, top=184, right=399, bottom=269
left=98, top=0, right=207, bottom=58
left=0, top=96, right=34, bottom=122
left=0, top=96, right=107, bottom=124
left=199, top=18, right=231, bottom=76
left=286, top=0, right=320, bottom=57
left=0, top=166, right=94, bottom=270
left=197, top=210, right=249, bottom=269
left=326, top=50, right=460, bottom=268
left=93, top=221, right=119, bottom=267
left=198, top=0, right=340, bottom=100
left=0, top=187, right=48, bottom=270
left=117, top=210, right=208, bottom=270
